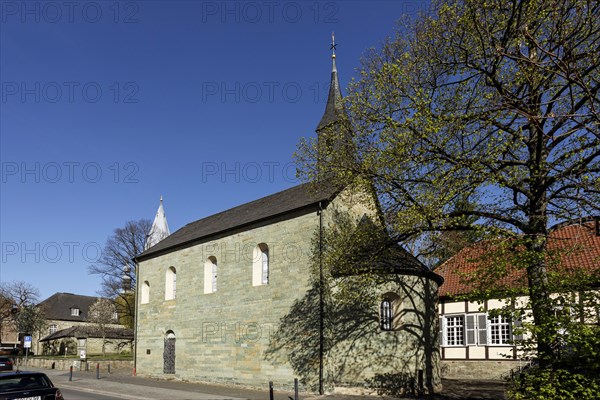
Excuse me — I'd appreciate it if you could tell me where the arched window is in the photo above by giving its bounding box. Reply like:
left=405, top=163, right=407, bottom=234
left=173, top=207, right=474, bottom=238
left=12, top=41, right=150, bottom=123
left=204, top=256, right=217, bottom=294
left=380, top=292, right=402, bottom=331
left=165, top=267, right=176, bottom=300
left=141, top=281, right=150, bottom=304
left=380, top=300, right=393, bottom=331
left=252, top=243, right=269, bottom=286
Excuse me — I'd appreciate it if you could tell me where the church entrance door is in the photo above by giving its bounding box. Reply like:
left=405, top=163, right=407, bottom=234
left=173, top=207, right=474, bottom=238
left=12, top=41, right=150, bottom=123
left=163, top=331, right=176, bottom=374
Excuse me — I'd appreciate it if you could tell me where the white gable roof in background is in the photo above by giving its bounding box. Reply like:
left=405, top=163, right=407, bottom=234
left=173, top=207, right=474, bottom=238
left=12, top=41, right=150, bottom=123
left=145, top=196, right=170, bottom=250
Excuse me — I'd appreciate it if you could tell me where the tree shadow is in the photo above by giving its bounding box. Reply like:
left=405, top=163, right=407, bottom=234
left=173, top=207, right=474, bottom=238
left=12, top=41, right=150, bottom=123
left=265, top=216, right=441, bottom=395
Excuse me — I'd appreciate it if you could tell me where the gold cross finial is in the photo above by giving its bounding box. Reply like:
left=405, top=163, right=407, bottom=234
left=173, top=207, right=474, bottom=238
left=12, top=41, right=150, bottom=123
left=330, top=32, right=337, bottom=59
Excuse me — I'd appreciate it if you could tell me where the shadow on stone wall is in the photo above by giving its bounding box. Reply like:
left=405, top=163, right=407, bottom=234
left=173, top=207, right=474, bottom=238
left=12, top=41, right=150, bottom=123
left=265, top=268, right=440, bottom=395
left=266, top=212, right=441, bottom=395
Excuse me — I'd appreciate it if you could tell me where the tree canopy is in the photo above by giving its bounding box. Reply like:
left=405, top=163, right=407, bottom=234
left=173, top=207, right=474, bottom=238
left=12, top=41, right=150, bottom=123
left=0, top=281, right=45, bottom=340
left=297, top=0, right=599, bottom=367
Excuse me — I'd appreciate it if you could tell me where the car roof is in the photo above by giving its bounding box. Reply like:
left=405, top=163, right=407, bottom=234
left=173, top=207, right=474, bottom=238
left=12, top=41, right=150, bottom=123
left=0, top=371, right=46, bottom=378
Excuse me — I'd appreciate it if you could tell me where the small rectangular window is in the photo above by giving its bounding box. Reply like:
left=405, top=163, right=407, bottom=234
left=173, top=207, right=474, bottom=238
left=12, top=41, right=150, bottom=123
left=71, top=308, right=80, bottom=316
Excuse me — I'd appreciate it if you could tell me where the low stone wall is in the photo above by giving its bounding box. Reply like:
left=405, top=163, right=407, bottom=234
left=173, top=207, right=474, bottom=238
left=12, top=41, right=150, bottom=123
left=14, top=357, right=133, bottom=373
left=441, top=360, right=526, bottom=380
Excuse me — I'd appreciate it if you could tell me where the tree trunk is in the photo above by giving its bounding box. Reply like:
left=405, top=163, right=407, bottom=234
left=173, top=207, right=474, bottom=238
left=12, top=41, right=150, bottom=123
left=525, top=208, right=555, bottom=365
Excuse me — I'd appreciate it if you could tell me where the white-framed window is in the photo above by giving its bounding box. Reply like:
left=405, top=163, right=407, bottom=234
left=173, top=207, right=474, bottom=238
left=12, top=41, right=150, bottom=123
left=71, top=308, right=80, bottom=316
left=445, top=315, right=465, bottom=346
left=441, top=313, right=513, bottom=346
left=252, top=243, right=269, bottom=286
left=165, top=267, right=176, bottom=300
left=554, top=304, right=576, bottom=337
left=49, top=324, right=57, bottom=334
left=141, top=281, right=150, bottom=304
left=204, top=256, right=217, bottom=294
left=489, top=315, right=512, bottom=345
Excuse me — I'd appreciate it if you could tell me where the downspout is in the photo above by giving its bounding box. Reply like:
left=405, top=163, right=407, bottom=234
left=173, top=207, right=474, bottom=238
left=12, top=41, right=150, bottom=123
left=133, top=260, right=140, bottom=376
left=318, top=201, right=324, bottom=395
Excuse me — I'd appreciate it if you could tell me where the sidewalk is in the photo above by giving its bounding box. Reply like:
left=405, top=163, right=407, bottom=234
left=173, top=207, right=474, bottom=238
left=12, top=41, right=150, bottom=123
left=25, top=366, right=506, bottom=400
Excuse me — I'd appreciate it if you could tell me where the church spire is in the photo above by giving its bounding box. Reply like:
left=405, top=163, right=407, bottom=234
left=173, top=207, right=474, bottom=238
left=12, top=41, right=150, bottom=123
left=145, top=196, right=171, bottom=250
left=316, top=32, right=344, bottom=133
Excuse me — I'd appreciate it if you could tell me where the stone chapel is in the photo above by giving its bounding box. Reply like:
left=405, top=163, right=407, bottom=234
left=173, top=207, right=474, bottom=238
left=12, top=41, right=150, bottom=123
left=134, top=41, right=443, bottom=394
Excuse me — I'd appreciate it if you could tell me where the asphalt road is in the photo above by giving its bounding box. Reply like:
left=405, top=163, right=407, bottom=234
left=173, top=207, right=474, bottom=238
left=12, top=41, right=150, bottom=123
left=61, top=387, right=124, bottom=400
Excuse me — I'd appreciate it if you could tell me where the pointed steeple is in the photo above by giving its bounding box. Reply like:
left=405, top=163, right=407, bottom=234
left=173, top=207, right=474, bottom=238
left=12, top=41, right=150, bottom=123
left=316, top=32, right=344, bottom=133
left=145, top=196, right=171, bottom=250
left=315, top=34, right=354, bottom=179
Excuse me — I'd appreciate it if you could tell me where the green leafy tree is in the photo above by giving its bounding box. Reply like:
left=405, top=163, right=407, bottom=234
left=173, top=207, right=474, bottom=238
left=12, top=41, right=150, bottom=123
left=296, top=0, right=600, bottom=370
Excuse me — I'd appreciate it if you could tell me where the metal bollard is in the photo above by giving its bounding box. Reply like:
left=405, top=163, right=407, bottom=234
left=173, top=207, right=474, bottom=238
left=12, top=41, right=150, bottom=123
left=108, top=364, right=111, bottom=374
left=294, top=378, right=299, bottom=400
left=418, top=369, right=424, bottom=396
left=269, top=381, right=274, bottom=400
left=69, top=366, right=73, bottom=381
left=96, top=363, right=100, bottom=379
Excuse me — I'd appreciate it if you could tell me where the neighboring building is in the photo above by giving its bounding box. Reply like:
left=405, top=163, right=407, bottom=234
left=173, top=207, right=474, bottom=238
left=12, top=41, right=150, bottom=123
left=35, top=293, right=132, bottom=356
left=0, top=321, right=19, bottom=353
left=134, top=43, right=443, bottom=394
left=436, top=218, right=600, bottom=379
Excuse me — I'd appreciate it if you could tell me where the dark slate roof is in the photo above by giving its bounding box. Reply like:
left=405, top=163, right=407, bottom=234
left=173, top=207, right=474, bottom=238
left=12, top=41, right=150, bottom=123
left=317, top=60, right=344, bottom=132
left=40, top=326, right=133, bottom=342
left=38, top=293, right=100, bottom=322
left=136, top=180, right=342, bottom=261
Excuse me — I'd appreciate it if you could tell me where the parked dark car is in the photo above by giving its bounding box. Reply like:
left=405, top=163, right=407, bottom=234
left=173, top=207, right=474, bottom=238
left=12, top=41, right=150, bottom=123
left=0, top=358, right=12, bottom=372
left=0, top=371, right=64, bottom=399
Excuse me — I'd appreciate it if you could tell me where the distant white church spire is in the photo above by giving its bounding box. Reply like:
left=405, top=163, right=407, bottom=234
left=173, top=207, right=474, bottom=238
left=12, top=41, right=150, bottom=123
left=145, top=195, right=170, bottom=250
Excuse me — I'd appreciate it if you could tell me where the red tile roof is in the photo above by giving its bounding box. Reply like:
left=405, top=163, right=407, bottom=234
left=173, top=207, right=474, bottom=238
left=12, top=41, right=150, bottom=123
left=436, top=219, right=600, bottom=299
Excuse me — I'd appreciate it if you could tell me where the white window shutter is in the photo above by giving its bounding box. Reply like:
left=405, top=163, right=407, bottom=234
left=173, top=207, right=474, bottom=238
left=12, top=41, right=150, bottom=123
left=466, top=315, right=477, bottom=345
left=478, top=314, right=488, bottom=345
left=513, top=318, right=523, bottom=341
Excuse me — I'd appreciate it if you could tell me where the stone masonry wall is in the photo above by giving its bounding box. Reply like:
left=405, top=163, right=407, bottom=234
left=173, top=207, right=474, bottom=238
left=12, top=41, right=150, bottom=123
left=136, top=210, right=319, bottom=388
left=136, top=185, right=442, bottom=392
left=441, top=360, right=523, bottom=380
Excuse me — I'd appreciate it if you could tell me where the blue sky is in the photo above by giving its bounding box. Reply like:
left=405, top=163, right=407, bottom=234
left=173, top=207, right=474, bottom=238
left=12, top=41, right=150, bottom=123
left=0, top=0, right=428, bottom=300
